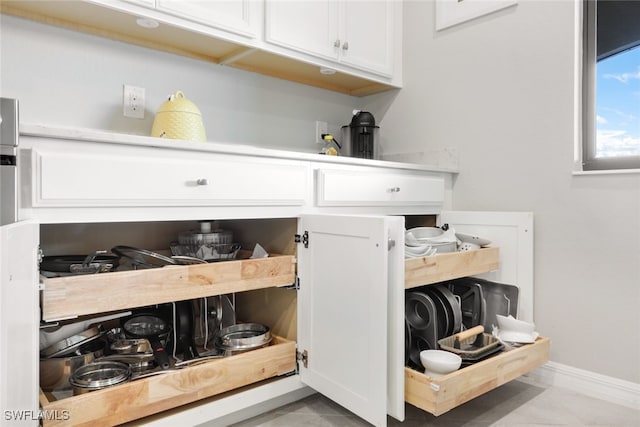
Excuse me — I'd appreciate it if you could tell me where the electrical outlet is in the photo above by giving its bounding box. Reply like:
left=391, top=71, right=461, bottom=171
left=123, top=85, right=145, bottom=119
left=315, top=121, right=328, bottom=144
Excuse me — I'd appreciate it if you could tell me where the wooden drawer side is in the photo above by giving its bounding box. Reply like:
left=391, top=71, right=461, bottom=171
left=405, top=336, right=550, bottom=416
left=41, top=255, right=296, bottom=321
left=40, top=336, right=296, bottom=427
left=405, top=247, right=500, bottom=289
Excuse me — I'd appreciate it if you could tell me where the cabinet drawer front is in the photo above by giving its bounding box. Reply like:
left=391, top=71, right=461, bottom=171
left=316, top=169, right=444, bottom=207
left=32, top=148, right=308, bottom=208
left=405, top=337, right=550, bottom=416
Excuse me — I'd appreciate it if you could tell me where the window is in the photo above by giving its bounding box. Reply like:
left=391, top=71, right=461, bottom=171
left=582, top=0, right=640, bottom=171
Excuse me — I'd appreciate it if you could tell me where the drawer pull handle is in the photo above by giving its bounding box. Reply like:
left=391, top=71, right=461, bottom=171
left=196, top=178, right=209, bottom=186
left=388, top=187, right=400, bottom=193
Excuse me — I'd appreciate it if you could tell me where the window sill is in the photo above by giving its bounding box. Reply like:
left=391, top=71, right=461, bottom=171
left=573, top=168, right=640, bottom=176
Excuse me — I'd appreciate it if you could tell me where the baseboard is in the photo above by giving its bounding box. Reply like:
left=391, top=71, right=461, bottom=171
left=527, top=361, right=640, bottom=410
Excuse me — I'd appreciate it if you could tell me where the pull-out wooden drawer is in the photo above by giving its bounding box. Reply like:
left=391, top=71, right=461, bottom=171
left=41, top=254, right=296, bottom=321
left=405, top=337, right=550, bottom=416
left=405, top=247, right=500, bottom=289
left=39, top=336, right=296, bottom=427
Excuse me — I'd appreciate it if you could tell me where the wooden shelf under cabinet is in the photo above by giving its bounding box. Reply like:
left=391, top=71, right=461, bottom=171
left=39, top=336, right=296, bottom=427
left=404, top=247, right=500, bottom=289
left=405, top=336, right=550, bottom=416
left=41, top=255, right=296, bottom=321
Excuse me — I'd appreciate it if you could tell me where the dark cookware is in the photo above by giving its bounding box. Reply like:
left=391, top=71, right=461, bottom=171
left=408, top=334, right=433, bottom=370
left=405, top=291, right=439, bottom=369
left=447, top=279, right=485, bottom=329
left=40, top=251, right=119, bottom=274
left=424, top=287, right=451, bottom=339
left=170, top=301, right=199, bottom=361
left=122, top=313, right=171, bottom=370
left=435, top=285, right=462, bottom=335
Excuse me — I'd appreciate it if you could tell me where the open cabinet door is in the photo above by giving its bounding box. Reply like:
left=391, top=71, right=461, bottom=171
left=0, top=221, right=39, bottom=425
left=297, top=214, right=404, bottom=427
left=440, top=211, right=534, bottom=322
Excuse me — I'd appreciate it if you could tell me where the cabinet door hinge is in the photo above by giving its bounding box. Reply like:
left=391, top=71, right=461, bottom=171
left=294, top=231, right=309, bottom=248
left=283, top=276, right=300, bottom=290
left=296, top=349, right=308, bottom=368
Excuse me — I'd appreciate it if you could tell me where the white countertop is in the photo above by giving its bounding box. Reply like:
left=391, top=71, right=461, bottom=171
left=19, top=123, right=458, bottom=174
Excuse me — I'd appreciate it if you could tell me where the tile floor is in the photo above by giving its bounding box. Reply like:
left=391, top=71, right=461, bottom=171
left=232, top=376, right=639, bottom=426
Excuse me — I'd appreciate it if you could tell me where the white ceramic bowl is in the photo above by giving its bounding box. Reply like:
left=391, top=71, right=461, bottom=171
left=419, top=350, right=461, bottom=377
left=495, top=315, right=535, bottom=334
left=407, top=227, right=443, bottom=240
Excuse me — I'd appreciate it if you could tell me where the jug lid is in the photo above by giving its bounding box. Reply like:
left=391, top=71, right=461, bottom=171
left=156, top=91, right=202, bottom=116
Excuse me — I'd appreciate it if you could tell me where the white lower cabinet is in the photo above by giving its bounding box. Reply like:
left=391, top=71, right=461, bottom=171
left=0, top=134, right=549, bottom=426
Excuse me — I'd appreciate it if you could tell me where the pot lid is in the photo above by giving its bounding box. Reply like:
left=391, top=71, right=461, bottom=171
left=70, top=361, right=131, bottom=389
left=156, top=90, right=202, bottom=115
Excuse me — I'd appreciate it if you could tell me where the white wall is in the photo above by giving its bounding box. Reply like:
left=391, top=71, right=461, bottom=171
left=376, top=0, right=640, bottom=383
left=2, top=1, right=638, bottom=385
left=0, top=14, right=363, bottom=153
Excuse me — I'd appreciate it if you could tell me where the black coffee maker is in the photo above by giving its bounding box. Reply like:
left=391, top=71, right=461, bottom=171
left=340, top=111, right=379, bottom=159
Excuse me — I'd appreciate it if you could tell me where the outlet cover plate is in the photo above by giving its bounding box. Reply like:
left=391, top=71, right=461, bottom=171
left=123, top=84, right=145, bottom=119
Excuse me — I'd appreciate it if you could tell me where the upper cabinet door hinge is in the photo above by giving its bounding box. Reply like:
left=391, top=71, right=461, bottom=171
left=295, top=231, right=309, bottom=248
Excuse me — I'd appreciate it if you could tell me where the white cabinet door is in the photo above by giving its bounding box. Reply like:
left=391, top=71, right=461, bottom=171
left=440, top=211, right=535, bottom=323
left=297, top=214, right=404, bottom=426
left=0, top=221, right=39, bottom=425
left=157, top=0, right=260, bottom=38
left=339, top=0, right=394, bottom=76
left=265, top=0, right=395, bottom=77
left=265, top=0, right=339, bottom=60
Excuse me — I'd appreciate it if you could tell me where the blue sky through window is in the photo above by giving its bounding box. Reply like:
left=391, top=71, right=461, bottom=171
left=595, top=45, right=640, bottom=157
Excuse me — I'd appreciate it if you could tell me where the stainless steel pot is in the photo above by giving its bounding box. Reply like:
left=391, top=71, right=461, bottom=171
left=40, top=325, right=104, bottom=359
left=215, top=323, right=272, bottom=355
left=39, top=339, right=105, bottom=391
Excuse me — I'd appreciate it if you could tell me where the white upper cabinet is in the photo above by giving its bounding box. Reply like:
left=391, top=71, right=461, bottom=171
left=338, top=0, right=394, bottom=76
left=265, top=0, right=339, bottom=60
left=265, top=0, right=395, bottom=77
left=156, top=0, right=261, bottom=39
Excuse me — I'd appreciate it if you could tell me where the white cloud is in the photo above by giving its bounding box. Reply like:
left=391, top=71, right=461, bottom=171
left=603, top=67, right=640, bottom=84
left=596, top=115, right=608, bottom=125
left=596, top=129, right=640, bottom=157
